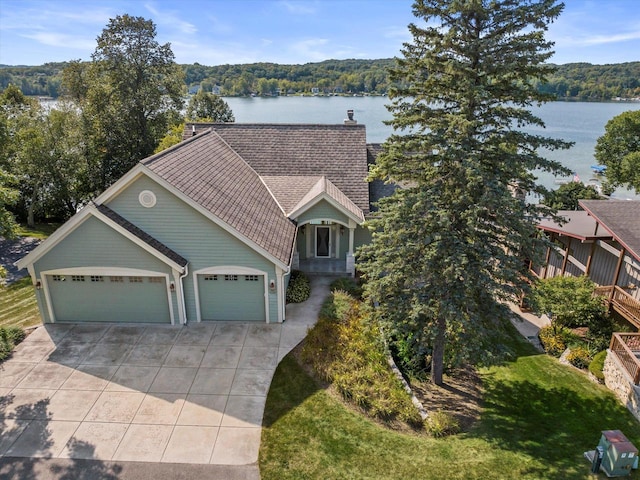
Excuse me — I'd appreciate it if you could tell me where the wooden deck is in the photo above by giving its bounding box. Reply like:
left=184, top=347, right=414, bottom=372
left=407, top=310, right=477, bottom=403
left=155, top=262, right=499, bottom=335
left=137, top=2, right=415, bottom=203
left=594, top=285, right=640, bottom=329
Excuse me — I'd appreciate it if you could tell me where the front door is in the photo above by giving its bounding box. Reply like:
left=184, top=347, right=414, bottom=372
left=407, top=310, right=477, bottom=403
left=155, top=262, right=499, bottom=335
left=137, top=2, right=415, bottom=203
left=316, top=226, right=331, bottom=257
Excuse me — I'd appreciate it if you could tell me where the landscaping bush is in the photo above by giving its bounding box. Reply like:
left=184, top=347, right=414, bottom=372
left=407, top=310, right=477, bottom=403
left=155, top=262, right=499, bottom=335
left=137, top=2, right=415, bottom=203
left=329, top=277, right=363, bottom=299
left=589, top=350, right=607, bottom=382
left=566, top=345, right=591, bottom=369
left=538, top=325, right=568, bottom=357
left=286, top=270, right=311, bottom=303
left=0, top=326, right=26, bottom=361
left=302, top=291, right=423, bottom=427
left=425, top=410, right=460, bottom=437
left=530, top=275, right=607, bottom=331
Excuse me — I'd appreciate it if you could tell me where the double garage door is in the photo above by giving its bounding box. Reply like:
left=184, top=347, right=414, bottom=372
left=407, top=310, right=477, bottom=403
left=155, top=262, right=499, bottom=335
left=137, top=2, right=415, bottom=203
left=197, top=273, right=266, bottom=321
left=47, top=274, right=171, bottom=323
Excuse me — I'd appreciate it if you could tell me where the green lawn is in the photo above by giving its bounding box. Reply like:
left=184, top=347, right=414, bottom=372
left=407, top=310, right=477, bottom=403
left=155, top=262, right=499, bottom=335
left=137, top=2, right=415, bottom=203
left=260, top=329, right=640, bottom=479
left=0, top=277, right=41, bottom=328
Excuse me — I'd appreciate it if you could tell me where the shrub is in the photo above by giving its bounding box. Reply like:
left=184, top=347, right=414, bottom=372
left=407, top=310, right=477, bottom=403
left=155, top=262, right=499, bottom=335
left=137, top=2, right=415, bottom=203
left=566, top=345, right=591, bottom=369
left=589, top=350, right=607, bottom=381
left=302, top=291, right=423, bottom=427
left=0, top=326, right=26, bottom=361
left=538, top=325, right=567, bottom=357
left=425, top=410, right=460, bottom=437
left=531, top=276, right=606, bottom=330
left=329, top=277, right=363, bottom=299
left=286, top=270, right=311, bottom=303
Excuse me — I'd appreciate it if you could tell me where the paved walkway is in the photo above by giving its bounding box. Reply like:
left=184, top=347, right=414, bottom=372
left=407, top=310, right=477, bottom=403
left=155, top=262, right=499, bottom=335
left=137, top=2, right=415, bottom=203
left=0, top=277, right=331, bottom=479
left=507, top=302, right=551, bottom=350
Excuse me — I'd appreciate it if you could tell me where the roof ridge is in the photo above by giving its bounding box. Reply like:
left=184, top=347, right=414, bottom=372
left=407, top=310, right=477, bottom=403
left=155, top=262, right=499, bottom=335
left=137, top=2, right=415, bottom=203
left=143, top=128, right=213, bottom=166
left=259, top=175, right=287, bottom=216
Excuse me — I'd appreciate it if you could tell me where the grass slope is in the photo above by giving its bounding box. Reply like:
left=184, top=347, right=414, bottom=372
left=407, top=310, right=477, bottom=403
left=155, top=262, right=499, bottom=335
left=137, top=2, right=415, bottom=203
left=260, top=327, right=640, bottom=480
left=0, top=277, right=40, bottom=329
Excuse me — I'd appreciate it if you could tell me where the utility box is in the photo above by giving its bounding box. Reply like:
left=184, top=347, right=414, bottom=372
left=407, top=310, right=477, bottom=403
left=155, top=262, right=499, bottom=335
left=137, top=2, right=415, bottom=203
left=598, top=430, right=638, bottom=477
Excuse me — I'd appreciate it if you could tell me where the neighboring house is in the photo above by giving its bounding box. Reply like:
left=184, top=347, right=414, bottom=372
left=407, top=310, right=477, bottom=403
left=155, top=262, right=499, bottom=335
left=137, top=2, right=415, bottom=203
left=533, top=199, right=640, bottom=328
left=17, top=113, right=385, bottom=325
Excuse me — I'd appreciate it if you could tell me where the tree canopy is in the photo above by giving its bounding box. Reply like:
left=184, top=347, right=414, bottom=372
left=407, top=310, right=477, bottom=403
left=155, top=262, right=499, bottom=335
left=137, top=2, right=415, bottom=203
left=61, top=14, right=185, bottom=195
left=359, top=0, right=572, bottom=385
left=595, top=109, right=640, bottom=193
left=4, top=59, right=640, bottom=100
left=542, top=181, right=602, bottom=210
left=186, top=90, right=235, bottom=122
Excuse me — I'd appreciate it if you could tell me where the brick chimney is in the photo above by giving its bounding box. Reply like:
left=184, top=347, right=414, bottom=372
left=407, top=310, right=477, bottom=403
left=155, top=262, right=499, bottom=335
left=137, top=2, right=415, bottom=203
left=344, top=109, right=357, bottom=125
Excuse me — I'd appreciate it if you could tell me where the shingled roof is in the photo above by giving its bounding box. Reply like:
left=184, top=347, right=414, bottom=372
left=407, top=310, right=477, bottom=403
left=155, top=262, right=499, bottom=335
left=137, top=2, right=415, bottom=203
left=187, top=123, right=370, bottom=214
left=580, top=200, right=640, bottom=262
left=142, top=129, right=297, bottom=265
left=262, top=175, right=365, bottom=222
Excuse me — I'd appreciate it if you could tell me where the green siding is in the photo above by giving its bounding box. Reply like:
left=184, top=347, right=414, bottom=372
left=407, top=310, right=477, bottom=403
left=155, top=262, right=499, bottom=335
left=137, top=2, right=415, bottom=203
left=34, top=217, right=172, bottom=273
left=107, top=176, right=279, bottom=322
left=296, top=200, right=350, bottom=226
left=198, top=274, right=265, bottom=321
left=354, top=225, right=372, bottom=250
left=33, top=217, right=175, bottom=323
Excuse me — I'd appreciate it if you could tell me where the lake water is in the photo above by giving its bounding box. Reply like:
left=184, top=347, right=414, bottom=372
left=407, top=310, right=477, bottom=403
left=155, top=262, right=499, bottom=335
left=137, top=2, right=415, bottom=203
left=225, top=96, right=640, bottom=199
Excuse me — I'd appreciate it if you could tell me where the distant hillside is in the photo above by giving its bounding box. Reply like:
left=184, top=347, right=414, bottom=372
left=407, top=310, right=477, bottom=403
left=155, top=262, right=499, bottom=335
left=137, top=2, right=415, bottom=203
left=1, top=59, right=639, bottom=100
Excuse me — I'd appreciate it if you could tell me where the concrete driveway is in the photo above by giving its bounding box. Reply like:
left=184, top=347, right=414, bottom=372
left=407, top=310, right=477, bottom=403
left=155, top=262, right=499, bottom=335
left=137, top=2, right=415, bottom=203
left=0, top=277, right=328, bottom=476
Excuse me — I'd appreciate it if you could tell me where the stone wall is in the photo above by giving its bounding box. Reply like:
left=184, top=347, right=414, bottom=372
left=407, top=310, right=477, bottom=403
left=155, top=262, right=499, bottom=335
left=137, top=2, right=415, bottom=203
left=603, top=349, right=640, bottom=422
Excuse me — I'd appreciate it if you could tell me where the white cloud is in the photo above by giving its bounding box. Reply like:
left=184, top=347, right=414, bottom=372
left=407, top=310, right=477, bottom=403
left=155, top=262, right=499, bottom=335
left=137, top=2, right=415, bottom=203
left=277, top=1, right=317, bottom=15
left=144, top=2, right=197, bottom=35
left=289, top=38, right=330, bottom=61
left=22, top=31, right=96, bottom=50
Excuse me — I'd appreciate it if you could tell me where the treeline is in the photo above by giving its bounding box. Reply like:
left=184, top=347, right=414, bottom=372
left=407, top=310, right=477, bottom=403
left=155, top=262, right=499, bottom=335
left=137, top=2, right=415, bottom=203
left=2, top=59, right=640, bottom=100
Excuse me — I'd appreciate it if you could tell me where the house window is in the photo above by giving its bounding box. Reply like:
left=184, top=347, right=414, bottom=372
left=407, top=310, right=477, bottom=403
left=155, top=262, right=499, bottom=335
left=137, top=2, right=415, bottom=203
left=245, top=275, right=259, bottom=281
left=110, top=276, right=124, bottom=283
left=204, top=275, right=218, bottom=281
left=148, top=277, right=163, bottom=284
left=129, top=276, right=143, bottom=283
left=90, top=275, right=104, bottom=282
left=224, top=275, right=238, bottom=281
left=71, top=275, right=85, bottom=282
left=52, top=275, right=65, bottom=282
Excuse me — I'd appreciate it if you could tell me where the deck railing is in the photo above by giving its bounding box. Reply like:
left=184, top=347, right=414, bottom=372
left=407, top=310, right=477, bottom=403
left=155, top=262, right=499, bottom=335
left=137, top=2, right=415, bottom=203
left=594, top=286, right=640, bottom=329
left=610, top=333, right=640, bottom=385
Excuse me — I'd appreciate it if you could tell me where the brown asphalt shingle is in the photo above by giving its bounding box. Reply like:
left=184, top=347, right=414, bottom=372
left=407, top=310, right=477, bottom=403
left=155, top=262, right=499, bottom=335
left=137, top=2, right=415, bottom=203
left=142, top=130, right=296, bottom=265
left=187, top=123, right=370, bottom=214
left=580, top=200, right=640, bottom=262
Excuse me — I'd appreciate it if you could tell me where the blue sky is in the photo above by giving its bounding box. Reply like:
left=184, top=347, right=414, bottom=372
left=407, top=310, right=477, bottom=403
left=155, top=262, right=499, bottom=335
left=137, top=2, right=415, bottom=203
left=1, top=0, right=639, bottom=66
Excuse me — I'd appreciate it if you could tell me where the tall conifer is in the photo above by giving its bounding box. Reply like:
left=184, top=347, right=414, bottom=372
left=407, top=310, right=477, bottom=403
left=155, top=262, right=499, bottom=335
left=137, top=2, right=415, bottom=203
left=359, top=0, right=572, bottom=385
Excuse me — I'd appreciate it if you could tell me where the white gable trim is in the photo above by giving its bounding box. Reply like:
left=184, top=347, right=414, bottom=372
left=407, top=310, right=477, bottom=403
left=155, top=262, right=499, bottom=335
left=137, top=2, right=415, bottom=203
left=289, top=192, right=365, bottom=225
left=16, top=203, right=185, bottom=273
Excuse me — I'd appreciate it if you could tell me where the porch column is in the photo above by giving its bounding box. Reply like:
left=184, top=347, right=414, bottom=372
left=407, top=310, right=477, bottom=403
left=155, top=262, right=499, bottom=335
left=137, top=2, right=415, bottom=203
left=560, top=237, right=572, bottom=275
left=276, top=266, right=285, bottom=323
left=346, top=227, right=356, bottom=277
left=610, top=247, right=626, bottom=304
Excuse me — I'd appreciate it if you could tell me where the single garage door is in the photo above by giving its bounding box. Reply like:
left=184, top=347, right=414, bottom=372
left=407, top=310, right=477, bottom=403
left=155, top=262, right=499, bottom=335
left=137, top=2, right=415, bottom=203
left=198, top=274, right=265, bottom=321
left=47, top=274, right=171, bottom=323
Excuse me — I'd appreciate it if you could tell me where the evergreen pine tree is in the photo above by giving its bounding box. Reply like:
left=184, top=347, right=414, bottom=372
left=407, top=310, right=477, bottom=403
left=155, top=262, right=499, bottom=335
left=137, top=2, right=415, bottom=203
left=359, top=0, right=572, bottom=385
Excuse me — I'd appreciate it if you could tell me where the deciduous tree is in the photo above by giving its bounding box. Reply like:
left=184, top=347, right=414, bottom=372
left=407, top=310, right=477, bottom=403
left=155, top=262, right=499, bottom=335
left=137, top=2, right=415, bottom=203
left=62, top=14, right=184, bottom=195
left=594, top=110, right=640, bottom=193
left=186, top=90, right=235, bottom=122
left=359, top=0, right=572, bottom=385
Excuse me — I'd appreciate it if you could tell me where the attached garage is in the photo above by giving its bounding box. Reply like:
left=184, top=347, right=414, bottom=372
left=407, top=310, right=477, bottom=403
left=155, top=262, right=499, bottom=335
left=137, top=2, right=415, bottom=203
left=196, top=272, right=266, bottom=322
left=45, top=272, right=172, bottom=323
